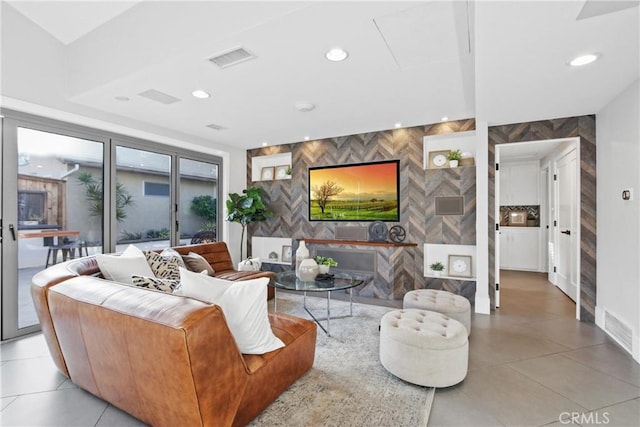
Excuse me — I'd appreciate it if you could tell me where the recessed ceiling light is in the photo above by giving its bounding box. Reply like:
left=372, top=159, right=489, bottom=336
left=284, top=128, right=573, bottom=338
left=262, top=142, right=268, bottom=146
left=115, top=96, right=130, bottom=101
left=569, top=54, right=598, bottom=67
left=295, top=102, right=316, bottom=112
left=304, top=136, right=310, bottom=141
left=325, top=47, right=348, bottom=62
left=441, top=116, right=449, bottom=122
left=192, top=90, right=211, bottom=99
left=395, top=123, right=402, bottom=128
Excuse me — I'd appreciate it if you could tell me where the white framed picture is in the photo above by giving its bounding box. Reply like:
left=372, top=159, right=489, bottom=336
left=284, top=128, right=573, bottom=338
left=447, top=254, right=472, bottom=278
left=275, top=164, right=290, bottom=179
left=281, top=245, right=292, bottom=263
left=261, top=166, right=275, bottom=181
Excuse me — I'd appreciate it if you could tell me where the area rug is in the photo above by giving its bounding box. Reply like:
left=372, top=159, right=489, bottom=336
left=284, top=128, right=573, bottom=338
left=250, top=292, right=435, bottom=427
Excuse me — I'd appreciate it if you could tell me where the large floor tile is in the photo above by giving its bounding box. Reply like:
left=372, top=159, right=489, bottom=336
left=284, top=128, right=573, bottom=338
left=0, top=396, right=17, bottom=411
left=429, top=386, right=505, bottom=426
left=0, top=356, right=66, bottom=397
left=453, top=365, right=586, bottom=426
left=468, top=327, right=570, bottom=371
left=582, top=398, right=639, bottom=426
left=0, top=333, right=49, bottom=362
left=508, top=354, right=640, bottom=410
left=95, top=405, right=148, bottom=427
left=517, top=317, right=609, bottom=350
left=0, top=388, right=107, bottom=426
left=563, top=342, right=640, bottom=387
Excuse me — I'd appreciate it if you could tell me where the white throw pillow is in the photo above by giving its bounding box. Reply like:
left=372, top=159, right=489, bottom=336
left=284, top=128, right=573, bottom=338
left=179, top=267, right=231, bottom=301
left=95, top=244, right=155, bottom=285
left=179, top=268, right=284, bottom=354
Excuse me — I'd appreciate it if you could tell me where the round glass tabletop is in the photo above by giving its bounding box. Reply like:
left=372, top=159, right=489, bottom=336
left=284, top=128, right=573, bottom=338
left=273, top=270, right=364, bottom=292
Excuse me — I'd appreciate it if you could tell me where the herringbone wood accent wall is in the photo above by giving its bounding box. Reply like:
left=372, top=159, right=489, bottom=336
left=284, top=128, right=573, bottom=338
left=247, top=119, right=477, bottom=302
left=488, top=115, right=596, bottom=321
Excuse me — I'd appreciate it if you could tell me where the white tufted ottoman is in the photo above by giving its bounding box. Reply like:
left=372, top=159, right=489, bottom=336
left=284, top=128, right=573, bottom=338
left=403, top=289, right=471, bottom=336
left=379, top=309, right=468, bottom=387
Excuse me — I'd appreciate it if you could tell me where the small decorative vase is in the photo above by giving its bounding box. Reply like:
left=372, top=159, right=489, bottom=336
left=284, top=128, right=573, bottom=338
left=318, top=265, right=330, bottom=274
left=432, top=270, right=441, bottom=277
left=295, top=240, right=309, bottom=276
left=298, top=258, right=319, bottom=281
left=449, top=160, right=459, bottom=168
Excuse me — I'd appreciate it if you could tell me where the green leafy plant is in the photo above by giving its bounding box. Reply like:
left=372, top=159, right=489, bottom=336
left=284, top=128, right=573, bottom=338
left=120, top=230, right=143, bottom=241
left=314, top=256, right=338, bottom=267
left=225, top=187, right=273, bottom=260
left=146, top=228, right=170, bottom=239
left=447, top=149, right=462, bottom=161
left=77, top=171, right=134, bottom=222
left=429, top=261, right=445, bottom=271
left=190, top=195, right=217, bottom=224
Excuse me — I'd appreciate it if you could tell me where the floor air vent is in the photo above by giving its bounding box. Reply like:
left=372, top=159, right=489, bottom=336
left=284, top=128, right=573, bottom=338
left=208, top=47, right=256, bottom=69
left=604, top=310, right=633, bottom=352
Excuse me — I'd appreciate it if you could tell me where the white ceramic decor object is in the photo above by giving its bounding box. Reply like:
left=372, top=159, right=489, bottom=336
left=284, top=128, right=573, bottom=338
left=295, top=241, right=309, bottom=276
left=298, top=258, right=319, bottom=282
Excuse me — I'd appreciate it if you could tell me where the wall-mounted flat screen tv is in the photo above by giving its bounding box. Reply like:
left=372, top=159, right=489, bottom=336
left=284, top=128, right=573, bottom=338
left=309, top=160, right=400, bottom=221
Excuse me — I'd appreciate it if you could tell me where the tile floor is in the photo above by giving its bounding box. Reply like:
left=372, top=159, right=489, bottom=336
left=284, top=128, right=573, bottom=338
left=1, top=270, right=638, bottom=426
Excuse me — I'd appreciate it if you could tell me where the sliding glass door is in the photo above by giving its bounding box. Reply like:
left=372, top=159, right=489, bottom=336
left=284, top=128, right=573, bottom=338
left=2, top=122, right=106, bottom=339
left=1, top=111, right=223, bottom=340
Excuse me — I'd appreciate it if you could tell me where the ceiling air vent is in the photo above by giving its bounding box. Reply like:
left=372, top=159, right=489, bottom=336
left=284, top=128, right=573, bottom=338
left=206, top=123, right=228, bottom=131
left=208, top=47, right=256, bottom=69
left=138, top=89, right=181, bottom=104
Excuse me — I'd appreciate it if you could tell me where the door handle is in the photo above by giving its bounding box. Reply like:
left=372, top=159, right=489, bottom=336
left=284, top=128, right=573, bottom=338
left=561, top=230, right=571, bottom=235
left=9, top=224, right=17, bottom=240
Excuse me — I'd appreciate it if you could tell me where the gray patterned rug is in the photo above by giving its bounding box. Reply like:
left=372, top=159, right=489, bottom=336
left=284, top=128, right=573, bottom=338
left=250, top=292, right=434, bottom=427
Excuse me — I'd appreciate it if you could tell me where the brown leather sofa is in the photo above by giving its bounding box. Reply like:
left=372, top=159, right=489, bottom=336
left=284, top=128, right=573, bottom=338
left=31, top=242, right=316, bottom=427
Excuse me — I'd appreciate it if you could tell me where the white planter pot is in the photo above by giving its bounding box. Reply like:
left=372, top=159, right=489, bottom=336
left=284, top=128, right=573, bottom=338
left=431, top=270, right=442, bottom=277
left=318, top=265, right=330, bottom=274
left=449, top=160, right=459, bottom=168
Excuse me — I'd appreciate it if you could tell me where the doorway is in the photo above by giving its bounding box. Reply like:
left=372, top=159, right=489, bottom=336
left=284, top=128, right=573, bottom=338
left=494, top=137, right=580, bottom=318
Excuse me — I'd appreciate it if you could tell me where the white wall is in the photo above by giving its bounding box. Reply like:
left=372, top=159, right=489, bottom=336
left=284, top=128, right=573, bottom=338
left=596, top=79, right=640, bottom=361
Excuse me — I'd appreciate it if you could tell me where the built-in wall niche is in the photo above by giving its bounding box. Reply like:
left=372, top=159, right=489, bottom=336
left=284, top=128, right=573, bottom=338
left=251, top=153, right=292, bottom=182
left=423, top=130, right=477, bottom=169
left=251, top=236, right=292, bottom=265
left=424, top=244, right=476, bottom=281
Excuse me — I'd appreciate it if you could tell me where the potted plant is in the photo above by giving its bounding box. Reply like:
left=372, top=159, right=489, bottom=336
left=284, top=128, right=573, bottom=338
left=314, top=256, right=338, bottom=274
left=447, top=149, right=462, bottom=168
left=429, top=261, right=445, bottom=277
left=225, top=187, right=273, bottom=260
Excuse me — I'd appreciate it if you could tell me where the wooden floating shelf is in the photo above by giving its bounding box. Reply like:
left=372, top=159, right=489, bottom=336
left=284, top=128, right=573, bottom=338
left=299, top=239, right=417, bottom=248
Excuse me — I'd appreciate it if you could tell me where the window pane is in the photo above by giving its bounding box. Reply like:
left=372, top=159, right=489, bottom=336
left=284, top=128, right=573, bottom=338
left=116, top=146, right=171, bottom=251
left=179, top=158, right=219, bottom=245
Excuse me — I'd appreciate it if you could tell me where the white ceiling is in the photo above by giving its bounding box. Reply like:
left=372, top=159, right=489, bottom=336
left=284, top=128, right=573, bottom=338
left=2, top=1, right=638, bottom=151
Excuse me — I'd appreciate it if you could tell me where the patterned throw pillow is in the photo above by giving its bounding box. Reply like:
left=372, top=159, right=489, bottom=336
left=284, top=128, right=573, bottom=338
left=144, top=250, right=182, bottom=281
left=131, top=275, right=179, bottom=293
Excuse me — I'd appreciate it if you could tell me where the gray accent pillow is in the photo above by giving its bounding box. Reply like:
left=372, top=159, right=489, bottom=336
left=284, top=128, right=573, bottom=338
left=181, top=252, right=215, bottom=276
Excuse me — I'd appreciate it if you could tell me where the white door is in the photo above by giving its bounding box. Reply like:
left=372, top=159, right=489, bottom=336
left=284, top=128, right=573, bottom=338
left=555, top=149, right=578, bottom=301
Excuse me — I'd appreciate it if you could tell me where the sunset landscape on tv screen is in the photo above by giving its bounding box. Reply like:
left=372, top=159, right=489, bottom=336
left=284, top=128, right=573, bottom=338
left=308, top=160, right=399, bottom=221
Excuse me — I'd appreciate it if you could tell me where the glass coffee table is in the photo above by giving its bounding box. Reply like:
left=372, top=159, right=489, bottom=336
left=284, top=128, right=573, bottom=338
left=273, top=271, right=364, bottom=336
